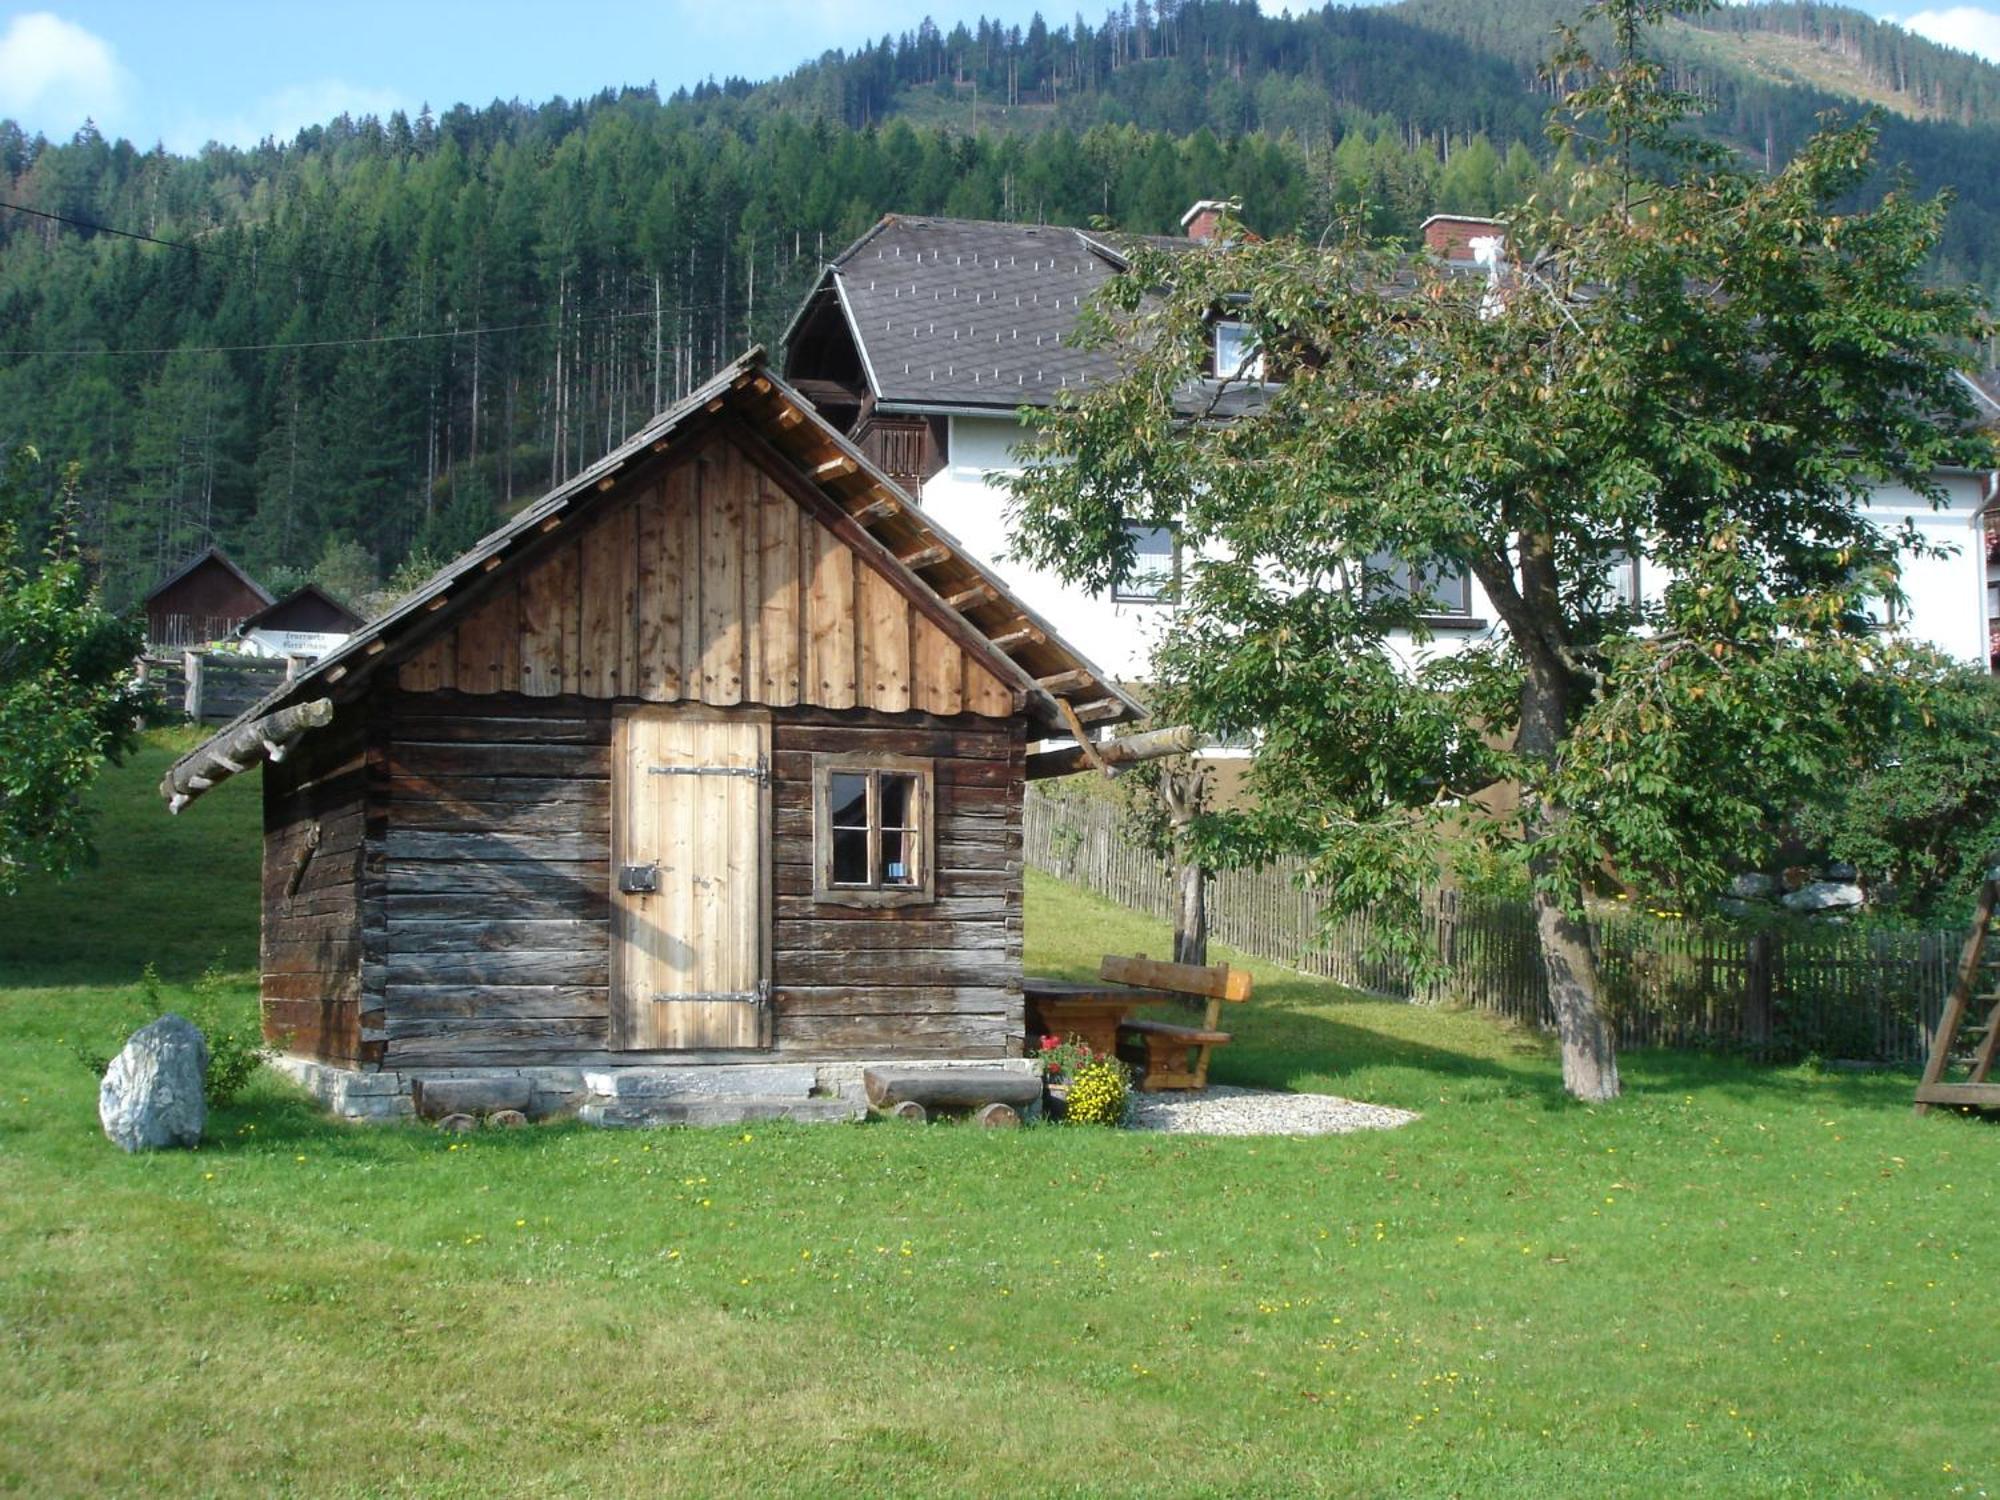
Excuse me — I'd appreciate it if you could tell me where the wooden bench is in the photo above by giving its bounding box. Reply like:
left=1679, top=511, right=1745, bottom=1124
left=1106, top=954, right=1253, bottom=1091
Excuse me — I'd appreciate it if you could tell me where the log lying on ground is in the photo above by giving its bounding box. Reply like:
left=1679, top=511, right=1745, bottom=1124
left=161, top=698, right=334, bottom=812
left=862, top=1067, right=1041, bottom=1113
left=1026, top=724, right=1199, bottom=780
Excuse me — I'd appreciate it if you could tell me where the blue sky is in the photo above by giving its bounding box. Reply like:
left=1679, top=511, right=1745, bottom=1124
left=1, top=0, right=1996, bottom=155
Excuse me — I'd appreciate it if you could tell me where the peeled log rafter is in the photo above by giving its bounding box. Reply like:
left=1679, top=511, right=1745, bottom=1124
left=1026, top=724, right=1199, bottom=780
left=161, top=698, right=334, bottom=813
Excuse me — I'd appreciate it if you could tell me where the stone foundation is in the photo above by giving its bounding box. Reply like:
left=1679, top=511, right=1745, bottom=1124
left=267, top=1053, right=1040, bottom=1126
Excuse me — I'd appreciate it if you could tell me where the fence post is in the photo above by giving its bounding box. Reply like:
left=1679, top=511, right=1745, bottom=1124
left=182, top=650, right=203, bottom=721
left=1745, top=931, right=1774, bottom=1054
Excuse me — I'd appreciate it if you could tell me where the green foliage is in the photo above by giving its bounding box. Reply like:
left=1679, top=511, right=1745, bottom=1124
left=72, top=960, right=270, bottom=1110
left=1061, top=1058, right=1131, bottom=1126
left=1793, top=658, right=2000, bottom=921
left=1009, top=0, right=1993, bottom=1092
left=307, top=536, right=378, bottom=612
left=0, top=445, right=145, bottom=894
left=4, top=4, right=1997, bottom=614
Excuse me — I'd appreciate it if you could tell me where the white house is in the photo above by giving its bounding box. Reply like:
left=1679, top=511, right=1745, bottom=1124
left=782, top=207, right=2000, bottom=692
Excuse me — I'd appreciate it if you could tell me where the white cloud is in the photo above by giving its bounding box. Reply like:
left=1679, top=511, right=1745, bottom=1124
left=1904, top=6, right=2000, bottom=62
left=0, top=12, right=130, bottom=135
left=165, top=79, right=412, bottom=153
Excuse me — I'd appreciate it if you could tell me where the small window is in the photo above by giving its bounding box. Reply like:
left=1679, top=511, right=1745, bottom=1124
left=814, top=755, right=934, bottom=907
left=1114, top=523, right=1180, bottom=604
left=1214, top=319, right=1263, bottom=382
left=1365, top=552, right=1470, bottom=617
left=1602, top=553, right=1641, bottom=614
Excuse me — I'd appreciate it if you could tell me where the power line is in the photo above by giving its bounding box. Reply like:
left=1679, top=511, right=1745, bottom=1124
left=0, top=197, right=407, bottom=293
left=0, top=306, right=677, bottom=359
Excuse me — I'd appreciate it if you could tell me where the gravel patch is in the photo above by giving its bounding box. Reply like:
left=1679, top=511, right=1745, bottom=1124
left=1127, top=1084, right=1418, bottom=1137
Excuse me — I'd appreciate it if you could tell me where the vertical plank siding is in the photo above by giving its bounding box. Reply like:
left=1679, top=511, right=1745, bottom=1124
left=398, top=440, right=1012, bottom=719
left=1024, top=788, right=1962, bottom=1066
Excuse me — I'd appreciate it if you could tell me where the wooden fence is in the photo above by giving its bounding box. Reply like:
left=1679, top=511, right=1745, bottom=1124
left=1024, top=787, right=1962, bottom=1065
left=136, top=652, right=297, bottom=724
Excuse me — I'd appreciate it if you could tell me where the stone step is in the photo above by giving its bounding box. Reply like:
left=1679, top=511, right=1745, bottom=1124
left=580, top=1064, right=818, bottom=1101
left=576, top=1095, right=866, bottom=1129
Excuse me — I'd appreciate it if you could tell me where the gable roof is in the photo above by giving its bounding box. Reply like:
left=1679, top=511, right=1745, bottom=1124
left=783, top=214, right=1186, bottom=415
left=143, top=545, right=273, bottom=608
left=234, top=582, right=365, bottom=636
left=165, top=349, right=1144, bottom=808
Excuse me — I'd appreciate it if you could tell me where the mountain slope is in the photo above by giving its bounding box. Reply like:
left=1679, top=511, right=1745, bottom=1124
left=0, top=0, right=1993, bottom=614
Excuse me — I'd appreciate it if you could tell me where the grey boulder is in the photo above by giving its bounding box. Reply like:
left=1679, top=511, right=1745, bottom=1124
left=1782, top=880, right=1864, bottom=914
left=99, top=1014, right=210, bottom=1151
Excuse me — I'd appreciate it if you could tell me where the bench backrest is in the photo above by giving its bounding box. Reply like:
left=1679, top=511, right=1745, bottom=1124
left=1100, top=953, right=1252, bottom=1034
left=1099, top=953, right=1252, bottom=1002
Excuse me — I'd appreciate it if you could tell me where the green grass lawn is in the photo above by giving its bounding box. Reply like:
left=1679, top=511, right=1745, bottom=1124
left=1, top=736, right=1995, bottom=1496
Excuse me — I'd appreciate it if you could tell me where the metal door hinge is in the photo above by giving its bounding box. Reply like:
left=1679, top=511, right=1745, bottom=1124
left=652, top=980, right=770, bottom=1005
left=647, top=755, right=768, bottom=786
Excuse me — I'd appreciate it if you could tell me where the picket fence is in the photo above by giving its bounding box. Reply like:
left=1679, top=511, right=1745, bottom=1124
left=1023, top=788, right=1963, bottom=1065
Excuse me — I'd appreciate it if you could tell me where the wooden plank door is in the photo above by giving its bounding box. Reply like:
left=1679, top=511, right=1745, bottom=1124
left=612, top=708, right=771, bottom=1050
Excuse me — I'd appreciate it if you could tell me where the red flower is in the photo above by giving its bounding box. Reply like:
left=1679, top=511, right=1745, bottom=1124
left=1040, top=1034, right=1061, bottom=1051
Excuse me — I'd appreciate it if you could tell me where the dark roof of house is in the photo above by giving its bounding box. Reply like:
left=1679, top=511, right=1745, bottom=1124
left=787, top=215, right=1188, bottom=414
left=166, top=348, right=1146, bottom=806
left=142, top=546, right=274, bottom=608
left=234, top=583, right=365, bottom=636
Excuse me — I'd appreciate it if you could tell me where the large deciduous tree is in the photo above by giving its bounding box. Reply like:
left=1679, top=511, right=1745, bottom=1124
left=0, top=446, right=145, bottom=893
left=1008, top=0, right=1994, bottom=1099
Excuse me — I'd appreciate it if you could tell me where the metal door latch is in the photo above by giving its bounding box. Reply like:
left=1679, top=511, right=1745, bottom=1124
left=652, top=980, right=770, bottom=1005
left=618, top=862, right=659, bottom=894
left=646, top=755, right=769, bottom=786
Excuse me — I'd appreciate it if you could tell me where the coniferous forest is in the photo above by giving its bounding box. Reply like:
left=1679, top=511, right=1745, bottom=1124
left=2, top=0, right=1997, bottom=610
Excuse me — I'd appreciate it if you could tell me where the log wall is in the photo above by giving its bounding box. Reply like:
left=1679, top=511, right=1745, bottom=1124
left=373, top=691, right=1024, bottom=1069
left=261, top=709, right=371, bottom=1063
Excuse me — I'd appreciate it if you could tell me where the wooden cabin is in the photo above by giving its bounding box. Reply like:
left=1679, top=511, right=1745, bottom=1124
left=144, top=546, right=273, bottom=649
left=234, top=583, right=365, bottom=660
left=161, top=350, right=1143, bottom=1124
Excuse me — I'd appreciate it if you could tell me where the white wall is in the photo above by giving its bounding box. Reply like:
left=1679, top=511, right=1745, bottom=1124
left=1869, top=473, right=1990, bottom=666
left=920, top=415, right=1174, bottom=683
left=919, top=412, right=1996, bottom=683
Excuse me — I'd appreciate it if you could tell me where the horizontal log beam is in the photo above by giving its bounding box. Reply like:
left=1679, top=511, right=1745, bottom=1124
left=162, top=698, right=335, bottom=813
left=1026, top=724, right=1197, bottom=780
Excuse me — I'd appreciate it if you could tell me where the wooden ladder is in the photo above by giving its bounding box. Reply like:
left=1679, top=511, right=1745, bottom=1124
left=1915, top=877, right=2000, bottom=1115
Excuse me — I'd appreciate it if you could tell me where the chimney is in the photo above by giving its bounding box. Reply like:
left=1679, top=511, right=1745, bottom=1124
left=1420, top=214, right=1508, bottom=263
left=1181, top=199, right=1234, bottom=242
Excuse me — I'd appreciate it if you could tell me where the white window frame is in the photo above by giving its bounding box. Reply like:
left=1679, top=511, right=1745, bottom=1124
left=1113, top=523, right=1181, bottom=604
left=1213, top=319, right=1264, bottom=383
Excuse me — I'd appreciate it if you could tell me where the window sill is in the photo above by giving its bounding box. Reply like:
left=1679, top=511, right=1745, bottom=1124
left=813, top=887, right=935, bottom=910
left=1417, top=615, right=1489, bottom=632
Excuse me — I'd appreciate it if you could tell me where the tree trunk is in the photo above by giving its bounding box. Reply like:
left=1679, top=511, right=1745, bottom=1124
left=1507, top=530, right=1621, bottom=1100
left=1173, top=857, right=1208, bottom=967
left=1159, top=759, right=1210, bottom=968
left=1531, top=874, right=1619, bottom=1100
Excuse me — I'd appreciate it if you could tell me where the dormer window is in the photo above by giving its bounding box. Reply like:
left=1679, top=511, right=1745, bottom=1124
left=1114, top=524, right=1180, bottom=604
left=1214, top=320, right=1263, bottom=382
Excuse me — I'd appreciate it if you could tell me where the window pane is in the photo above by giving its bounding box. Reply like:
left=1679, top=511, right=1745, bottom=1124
left=1215, top=320, right=1261, bottom=380
left=831, top=827, right=869, bottom=885
left=1115, top=523, right=1176, bottom=602
left=829, top=772, right=869, bottom=829
left=880, top=829, right=916, bottom=886
left=879, top=773, right=917, bottom=831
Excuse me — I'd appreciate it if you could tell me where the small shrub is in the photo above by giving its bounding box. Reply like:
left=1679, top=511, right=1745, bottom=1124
left=74, top=961, right=270, bottom=1108
left=1064, top=1058, right=1130, bottom=1126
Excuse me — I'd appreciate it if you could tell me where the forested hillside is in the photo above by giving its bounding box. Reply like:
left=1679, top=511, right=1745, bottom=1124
left=0, top=0, right=1994, bottom=611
